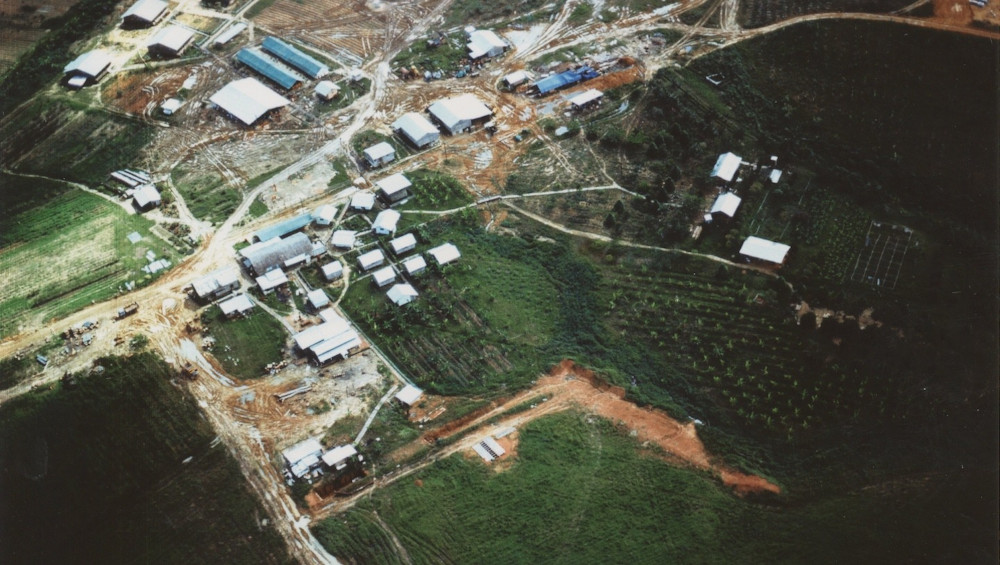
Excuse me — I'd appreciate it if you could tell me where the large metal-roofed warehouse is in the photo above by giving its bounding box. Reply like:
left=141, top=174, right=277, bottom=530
left=427, top=94, right=493, bottom=135
left=235, top=48, right=302, bottom=90
left=261, top=37, right=330, bottom=79
left=392, top=112, right=440, bottom=148
left=210, top=78, right=291, bottom=126
left=239, top=232, right=314, bottom=275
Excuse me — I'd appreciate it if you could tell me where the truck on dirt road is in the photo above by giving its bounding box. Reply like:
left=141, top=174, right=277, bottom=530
left=116, top=302, right=139, bottom=320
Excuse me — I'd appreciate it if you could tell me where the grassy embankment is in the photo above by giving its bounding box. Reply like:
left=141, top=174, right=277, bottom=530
left=201, top=304, right=288, bottom=380
left=0, top=352, right=294, bottom=564
left=0, top=182, right=174, bottom=338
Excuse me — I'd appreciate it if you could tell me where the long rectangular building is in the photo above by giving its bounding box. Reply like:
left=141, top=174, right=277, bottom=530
left=261, top=37, right=330, bottom=79
left=240, top=232, right=314, bottom=275
left=236, top=48, right=302, bottom=90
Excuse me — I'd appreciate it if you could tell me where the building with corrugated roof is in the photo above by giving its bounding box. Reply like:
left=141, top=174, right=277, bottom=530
left=240, top=232, right=314, bottom=275
left=392, top=112, right=440, bottom=148
left=261, top=37, right=329, bottom=79
left=147, top=25, right=195, bottom=58
left=210, top=78, right=290, bottom=126
left=254, top=213, right=313, bottom=242
left=363, top=142, right=395, bottom=168
left=376, top=173, right=412, bottom=204
left=121, top=0, right=167, bottom=28
left=235, top=48, right=303, bottom=90
left=427, top=94, right=493, bottom=135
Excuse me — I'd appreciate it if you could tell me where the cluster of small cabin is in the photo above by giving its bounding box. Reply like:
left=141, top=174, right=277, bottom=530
left=704, top=151, right=791, bottom=266
left=282, top=437, right=360, bottom=482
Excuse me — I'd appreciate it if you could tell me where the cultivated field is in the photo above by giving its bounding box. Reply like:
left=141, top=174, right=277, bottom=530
left=0, top=189, right=174, bottom=337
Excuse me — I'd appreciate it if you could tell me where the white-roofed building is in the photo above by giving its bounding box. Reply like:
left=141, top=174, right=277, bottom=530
left=466, top=29, right=508, bottom=59
left=395, top=384, right=423, bottom=406
left=402, top=255, right=426, bottom=275
left=739, top=236, right=791, bottom=265
left=503, top=70, right=530, bottom=89
left=350, top=192, right=376, bottom=211
left=121, top=0, right=167, bottom=27
left=161, top=98, right=183, bottom=115
left=371, top=266, right=396, bottom=288
left=389, top=233, right=417, bottom=255
left=210, top=78, right=290, bottom=126
left=428, top=243, right=460, bottom=266
left=770, top=169, right=783, bottom=183
left=376, top=174, right=412, bottom=204
left=315, top=80, right=339, bottom=101
left=282, top=438, right=324, bottom=479
left=372, top=209, right=401, bottom=235
left=132, top=184, right=161, bottom=211
left=357, top=249, right=385, bottom=271
left=219, top=293, right=255, bottom=318
left=63, top=50, right=112, bottom=86
left=709, top=192, right=742, bottom=220
left=318, top=308, right=344, bottom=324
left=321, top=445, right=358, bottom=470
left=392, top=112, right=439, bottom=148
left=427, top=94, right=493, bottom=135
left=313, top=204, right=337, bottom=226
left=256, top=268, right=289, bottom=294
left=363, top=142, right=395, bottom=168
left=321, top=261, right=343, bottom=281
left=191, top=266, right=241, bottom=302
left=147, top=25, right=195, bottom=58
left=292, top=315, right=362, bottom=364
left=387, top=283, right=418, bottom=306
left=711, top=152, right=743, bottom=182
left=307, top=288, right=330, bottom=310
left=331, top=230, right=357, bottom=249
left=568, top=88, right=603, bottom=111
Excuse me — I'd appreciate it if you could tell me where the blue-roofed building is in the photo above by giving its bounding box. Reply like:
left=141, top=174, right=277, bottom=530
left=236, top=48, right=302, bottom=90
left=530, top=66, right=600, bottom=95
left=253, top=213, right=313, bottom=242
left=261, top=37, right=330, bottom=79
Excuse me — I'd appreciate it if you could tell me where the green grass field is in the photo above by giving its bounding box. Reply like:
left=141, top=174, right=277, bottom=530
left=170, top=162, right=240, bottom=224
left=396, top=169, right=474, bottom=211
left=0, top=187, right=174, bottom=337
left=0, top=352, right=294, bottom=564
left=202, top=305, right=288, bottom=380
left=315, top=411, right=996, bottom=564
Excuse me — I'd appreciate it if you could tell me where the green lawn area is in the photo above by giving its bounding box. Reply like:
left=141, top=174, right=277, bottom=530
left=170, top=163, right=240, bottom=224
left=315, top=411, right=996, bottom=564
left=396, top=169, right=474, bottom=211
left=202, top=305, right=288, bottom=380
left=0, top=352, right=294, bottom=564
left=0, top=186, right=174, bottom=337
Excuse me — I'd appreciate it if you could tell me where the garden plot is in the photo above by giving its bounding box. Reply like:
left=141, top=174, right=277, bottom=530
left=847, top=222, right=913, bottom=290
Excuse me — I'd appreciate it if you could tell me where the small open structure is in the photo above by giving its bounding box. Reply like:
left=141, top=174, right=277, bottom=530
left=121, top=0, right=167, bottom=27
left=331, top=230, right=357, bottom=249
left=389, top=233, right=416, bottom=255
left=376, top=173, right=412, bottom=204
left=350, top=192, right=376, bottom=211
left=428, top=94, right=493, bottom=135
left=428, top=242, right=460, bottom=266
left=235, top=48, right=302, bottom=90
left=363, top=142, right=395, bottom=168
left=282, top=438, right=324, bottom=479
left=321, top=260, right=343, bottom=281
left=321, top=445, right=358, bottom=471
left=371, top=266, right=396, bottom=288
left=503, top=70, right=530, bottom=89
left=395, top=384, right=423, bottom=406
left=473, top=436, right=506, bottom=462
left=210, top=78, right=290, bottom=126
left=256, top=268, right=289, bottom=294
left=530, top=66, right=599, bottom=96
left=567, top=88, right=603, bottom=111
left=214, top=22, right=246, bottom=47
left=307, top=288, right=330, bottom=310
left=63, top=50, right=112, bottom=87
left=372, top=209, right=401, bottom=235
left=711, top=152, right=743, bottom=182
left=708, top=192, right=741, bottom=221
left=357, top=249, right=385, bottom=271
left=191, top=266, right=241, bottom=302
left=254, top=212, right=312, bottom=242
left=132, top=184, right=161, bottom=211
left=313, top=204, right=337, bottom=226
left=466, top=29, right=508, bottom=59
left=387, top=283, right=418, bottom=306
left=739, top=236, right=790, bottom=265
left=315, top=80, right=339, bottom=101
left=402, top=255, right=426, bottom=276
left=392, top=112, right=439, bottom=148
left=147, top=25, right=195, bottom=58
left=219, top=293, right=255, bottom=318
left=292, top=310, right=362, bottom=364
left=240, top=232, right=313, bottom=275
left=261, top=36, right=329, bottom=78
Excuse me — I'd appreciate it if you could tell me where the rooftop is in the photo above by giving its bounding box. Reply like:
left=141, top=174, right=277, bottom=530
left=376, top=173, right=412, bottom=196
left=148, top=25, right=194, bottom=53
left=63, top=50, right=111, bottom=77
left=254, top=212, right=312, bottom=242
left=363, top=142, right=395, bottom=161
left=122, top=0, right=167, bottom=22
left=390, top=233, right=417, bottom=254
left=235, top=48, right=302, bottom=90
left=428, top=242, right=461, bottom=265
left=711, top=152, right=742, bottom=182
left=372, top=209, right=401, bottom=233
left=740, top=236, right=790, bottom=264
left=387, top=283, right=419, bottom=306
left=261, top=36, right=330, bottom=78
left=395, top=384, right=423, bottom=405
left=219, top=294, right=254, bottom=316
left=210, top=78, right=290, bottom=126
left=709, top=192, right=742, bottom=218
left=428, top=94, right=493, bottom=128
